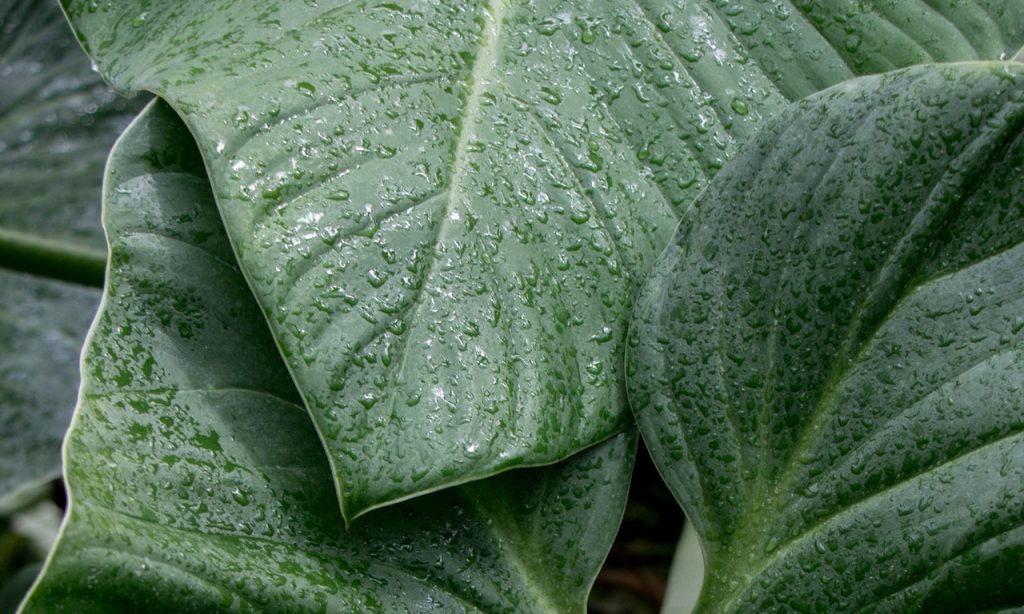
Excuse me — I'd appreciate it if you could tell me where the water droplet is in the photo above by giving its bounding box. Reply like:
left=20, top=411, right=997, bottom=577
left=539, top=86, right=562, bottom=105
left=231, top=488, right=249, bottom=506
left=367, top=269, right=387, bottom=288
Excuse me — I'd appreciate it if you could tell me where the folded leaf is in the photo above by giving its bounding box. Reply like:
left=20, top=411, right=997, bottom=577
left=60, top=0, right=1024, bottom=519
left=22, top=99, right=635, bottom=613
left=628, top=62, right=1024, bottom=612
left=0, top=0, right=143, bottom=504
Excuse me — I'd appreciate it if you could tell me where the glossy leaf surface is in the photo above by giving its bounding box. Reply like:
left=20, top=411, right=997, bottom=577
left=0, top=0, right=141, bottom=503
left=628, top=63, right=1024, bottom=612
left=60, top=0, right=1024, bottom=518
left=22, top=100, right=635, bottom=613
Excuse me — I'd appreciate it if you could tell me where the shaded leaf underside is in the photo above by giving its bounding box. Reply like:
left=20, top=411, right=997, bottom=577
left=0, top=0, right=144, bottom=275
left=0, top=270, right=95, bottom=503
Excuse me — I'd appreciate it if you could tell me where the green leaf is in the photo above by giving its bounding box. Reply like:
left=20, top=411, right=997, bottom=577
left=0, top=272, right=95, bottom=503
left=0, top=0, right=143, bottom=503
left=1, top=0, right=144, bottom=274
left=60, top=0, right=1024, bottom=519
left=22, top=99, right=636, bottom=613
left=628, top=62, right=1024, bottom=612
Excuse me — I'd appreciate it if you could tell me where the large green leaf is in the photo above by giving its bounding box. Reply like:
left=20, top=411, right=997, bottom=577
left=22, top=99, right=635, bottom=613
left=1, top=0, right=143, bottom=266
left=61, top=0, right=1024, bottom=520
left=628, top=62, right=1024, bottom=612
left=0, top=272, right=95, bottom=503
left=0, top=0, right=143, bottom=504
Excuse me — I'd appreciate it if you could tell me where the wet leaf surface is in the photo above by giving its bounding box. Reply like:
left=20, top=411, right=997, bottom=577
left=628, top=62, right=1024, bottom=612
left=22, top=100, right=636, bottom=613
left=60, top=0, right=1024, bottom=520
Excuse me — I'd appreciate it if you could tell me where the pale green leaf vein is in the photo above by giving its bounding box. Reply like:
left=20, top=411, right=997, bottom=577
left=723, top=427, right=1024, bottom=612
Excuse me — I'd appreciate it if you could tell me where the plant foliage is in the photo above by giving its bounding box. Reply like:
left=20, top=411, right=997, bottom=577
left=3, top=0, right=1024, bottom=612
left=0, top=0, right=141, bottom=505
left=629, top=62, right=1024, bottom=612
left=58, top=0, right=1024, bottom=519
left=23, top=100, right=636, bottom=613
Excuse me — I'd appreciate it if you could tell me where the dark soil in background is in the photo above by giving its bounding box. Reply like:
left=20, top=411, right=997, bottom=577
left=589, top=440, right=684, bottom=614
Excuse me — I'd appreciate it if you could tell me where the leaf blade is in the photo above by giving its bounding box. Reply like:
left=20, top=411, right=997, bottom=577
left=22, top=99, right=636, bottom=613
left=60, top=0, right=1024, bottom=518
left=0, top=271, right=95, bottom=503
left=0, top=0, right=143, bottom=257
left=628, top=61, right=1024, bottom=612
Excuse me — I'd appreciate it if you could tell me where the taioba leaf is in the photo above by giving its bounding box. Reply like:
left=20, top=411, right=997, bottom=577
left=628, top=62, right=1024, bottom=612
left=21, top=99, right=635, bottom=613
left=61, top=0, right=1024, bottom=519
left=0, top=0, right=143, bottom=503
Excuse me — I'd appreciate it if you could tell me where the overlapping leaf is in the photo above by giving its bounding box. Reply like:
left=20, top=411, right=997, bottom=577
left=628, top=62, right=1024, bottom=612
left=60, top=0, right=1024, bottom=519
left=21, top=100, right=635, bottom=613
left=0, top=0, right=142, bottom=503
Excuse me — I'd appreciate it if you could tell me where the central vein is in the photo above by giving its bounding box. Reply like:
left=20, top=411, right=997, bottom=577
left=449, top=0, right=507, bottom=197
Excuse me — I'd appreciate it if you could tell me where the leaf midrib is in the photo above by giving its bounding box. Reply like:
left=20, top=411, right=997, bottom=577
left=767, top=92, right=1024, bottom=499
left=716, top=426, right=1024, bottom=613
left=387, top=0, right=507, bottom=385
left=335, top=0, right=509, bottom=522
left=460, top=490, right=564, bottom=614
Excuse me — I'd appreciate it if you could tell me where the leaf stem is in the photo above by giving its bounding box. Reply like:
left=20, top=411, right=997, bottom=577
left=0, top=227, right=105, bottom=287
